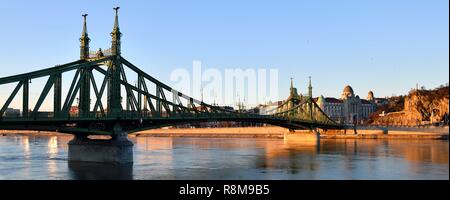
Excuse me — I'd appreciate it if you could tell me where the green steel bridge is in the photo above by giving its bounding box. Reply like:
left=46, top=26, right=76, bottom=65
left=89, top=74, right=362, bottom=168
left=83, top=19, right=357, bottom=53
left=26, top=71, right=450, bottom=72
left=0, top=8, right=346, bottom=139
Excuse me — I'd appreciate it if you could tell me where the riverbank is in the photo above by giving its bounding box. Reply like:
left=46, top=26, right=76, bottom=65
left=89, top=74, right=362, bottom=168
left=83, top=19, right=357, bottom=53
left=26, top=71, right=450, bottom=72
left=134, top=127, right=287, bottom=139
left=133, top=126, right=449, bottom=140
left=0, top=130, right=66, bottom=136
left=1, top=126, right=448, bottom=140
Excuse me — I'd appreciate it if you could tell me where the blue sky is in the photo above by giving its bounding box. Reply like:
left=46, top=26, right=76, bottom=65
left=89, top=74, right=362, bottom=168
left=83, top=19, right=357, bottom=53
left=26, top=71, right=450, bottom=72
left=0, top=0, right=448, bottom=109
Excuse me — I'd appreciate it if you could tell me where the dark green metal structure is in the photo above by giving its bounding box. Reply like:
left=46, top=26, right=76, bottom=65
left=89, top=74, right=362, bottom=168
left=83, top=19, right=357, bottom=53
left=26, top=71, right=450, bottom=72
left=0, top=8, right=346, bottom=138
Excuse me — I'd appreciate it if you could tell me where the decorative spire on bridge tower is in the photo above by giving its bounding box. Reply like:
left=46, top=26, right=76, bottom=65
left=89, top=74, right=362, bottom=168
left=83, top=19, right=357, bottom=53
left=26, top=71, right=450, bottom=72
left=291, top=77, right=294, bottom=94
left=111, top=7, right=122, bottom=56
left=287, top=78, right=297, bottom=110
left=79, top=14, right=90, bottom=60
left=288, top=77, right=300, bottom=100
left=308, top=76, right=313, bottom=98
left=289, top=78, right=295, bottom=97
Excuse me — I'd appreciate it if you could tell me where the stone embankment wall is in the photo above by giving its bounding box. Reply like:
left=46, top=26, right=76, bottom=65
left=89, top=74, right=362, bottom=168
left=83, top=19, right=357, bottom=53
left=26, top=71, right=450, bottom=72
left=1, top=126, right=447, bottom=140
left=134, top=127, right=289, bottom=138
left=134, top=126, right=448, bottom=140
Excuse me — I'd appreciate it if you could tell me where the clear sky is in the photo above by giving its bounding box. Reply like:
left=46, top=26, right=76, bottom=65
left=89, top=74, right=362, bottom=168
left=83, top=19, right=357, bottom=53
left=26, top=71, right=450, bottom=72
left=0, top=0, right=448, bottom=110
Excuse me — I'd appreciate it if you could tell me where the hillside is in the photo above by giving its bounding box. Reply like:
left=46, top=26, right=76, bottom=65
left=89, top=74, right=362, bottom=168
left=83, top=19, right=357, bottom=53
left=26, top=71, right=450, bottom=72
left=368, top=85, right=449, bottom=126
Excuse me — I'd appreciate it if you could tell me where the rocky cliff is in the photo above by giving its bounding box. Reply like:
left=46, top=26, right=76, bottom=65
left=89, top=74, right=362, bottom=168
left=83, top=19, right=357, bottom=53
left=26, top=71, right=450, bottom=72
left=368, top=85, right=449, bottom=126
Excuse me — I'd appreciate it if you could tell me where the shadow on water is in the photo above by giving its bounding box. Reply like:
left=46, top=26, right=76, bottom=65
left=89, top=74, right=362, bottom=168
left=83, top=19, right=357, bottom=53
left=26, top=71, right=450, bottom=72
left=68, top=162, right=133, bottom=180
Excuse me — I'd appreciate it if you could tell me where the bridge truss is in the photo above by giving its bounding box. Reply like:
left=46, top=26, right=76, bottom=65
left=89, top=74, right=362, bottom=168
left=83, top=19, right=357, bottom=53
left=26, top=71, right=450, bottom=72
left=0, top=9, right=345, bottom=137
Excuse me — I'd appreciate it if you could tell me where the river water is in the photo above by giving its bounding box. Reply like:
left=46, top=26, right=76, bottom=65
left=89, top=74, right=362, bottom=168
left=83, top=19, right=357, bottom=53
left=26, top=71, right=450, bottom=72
left=0, top=134, right=448, bottom=180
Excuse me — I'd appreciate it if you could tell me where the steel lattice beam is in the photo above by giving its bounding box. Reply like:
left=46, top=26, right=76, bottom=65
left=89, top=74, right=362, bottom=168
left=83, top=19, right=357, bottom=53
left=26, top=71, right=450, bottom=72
left=0, top=54, right=345, bottom=134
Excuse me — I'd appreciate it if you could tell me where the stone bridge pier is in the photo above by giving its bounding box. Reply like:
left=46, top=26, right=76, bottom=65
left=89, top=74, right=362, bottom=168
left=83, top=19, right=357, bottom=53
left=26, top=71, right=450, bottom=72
left=68, top=124, right=134, bottom=164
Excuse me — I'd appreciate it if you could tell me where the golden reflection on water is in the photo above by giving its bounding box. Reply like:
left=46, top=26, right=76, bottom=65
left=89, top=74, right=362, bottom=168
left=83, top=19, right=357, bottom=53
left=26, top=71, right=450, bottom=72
left=1, top=134, right=448, bottom=179
left=48, top=136, right=58, bottom=156
left=47, top=136, right=58, bottom=176
left=20, top=136, right=32, bottom=178
left=134, top=137, right=174, bottom=177
left=56, top=135, right=72, bottom=150
left=169, top=137, right=254, bottom=150
left=387, top=140, right=448, bottom=164
left=136, top=136, right=173, bottom=151
left=21, top=136, right=30, bottom=157
left=251, top=138, right=448, bottom=177
left=257, top=138, right=322, bottom=172
left=134, top=137, right=448, bottom=167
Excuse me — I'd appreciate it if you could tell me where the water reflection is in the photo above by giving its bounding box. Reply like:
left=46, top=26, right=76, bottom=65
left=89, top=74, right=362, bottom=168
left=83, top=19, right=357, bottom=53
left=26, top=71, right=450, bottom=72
left=253, top=138, right=321, bottom=175
left=387, top=140, right=448, bottom=164
left=21, top=136, right=32, bottom=178
left=21, top=136, right=30, bottom=158
left=47, top=136, right=58, bottom=175
left=68, top=162, right=133, bottom=180
left=47, top=136, right=58, bottom=156
left=136, top=136, right=173, bottom=150
left=0, top=134, right=448, bottom=179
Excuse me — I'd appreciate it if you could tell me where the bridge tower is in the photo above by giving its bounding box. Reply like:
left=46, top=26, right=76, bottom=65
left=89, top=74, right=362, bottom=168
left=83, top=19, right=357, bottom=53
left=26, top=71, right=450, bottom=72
left=290, top=77, right=294, bottom=96
left=287, top=78, right=296, bottom=110
left=286, top=78, right=302, bottom=112
left=79, top=14, right=90, bottom=60
left=78, top=14, right=91, bottom=117
left=107, top=7, right=123, bottom=116
left=111, top=7, right=122, bottom=56
left=68, top=8, right=132, bottom=164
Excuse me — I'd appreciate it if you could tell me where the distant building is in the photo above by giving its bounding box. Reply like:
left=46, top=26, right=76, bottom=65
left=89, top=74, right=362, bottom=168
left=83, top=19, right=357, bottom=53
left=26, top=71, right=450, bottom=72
left=374, top=98, right=389, bottom=107
left=69, top=106, right=79, bottom=117
left=257, top=101, right=283, bottom=115
left=316, top=85, right=384, bottom=124
left=3, top=108, right=20, bottom=117
left=219, top=106, right=234, bottom=112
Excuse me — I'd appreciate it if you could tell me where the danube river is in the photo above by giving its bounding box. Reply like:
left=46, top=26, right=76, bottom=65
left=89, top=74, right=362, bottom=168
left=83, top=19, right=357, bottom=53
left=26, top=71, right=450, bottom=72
left=0, top=135, right=448, bottom=180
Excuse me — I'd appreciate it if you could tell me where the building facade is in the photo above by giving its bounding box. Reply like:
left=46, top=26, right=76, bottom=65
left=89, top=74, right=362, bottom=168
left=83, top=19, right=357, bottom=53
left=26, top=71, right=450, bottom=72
left=316, top=85, right=380, bottom=124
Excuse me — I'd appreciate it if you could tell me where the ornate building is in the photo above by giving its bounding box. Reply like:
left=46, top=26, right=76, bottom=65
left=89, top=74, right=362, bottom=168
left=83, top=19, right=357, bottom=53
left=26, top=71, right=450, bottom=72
left=316, top=85, right=378, bottom=124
